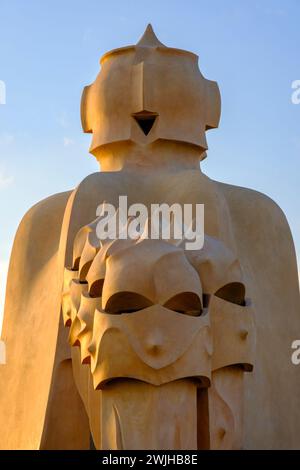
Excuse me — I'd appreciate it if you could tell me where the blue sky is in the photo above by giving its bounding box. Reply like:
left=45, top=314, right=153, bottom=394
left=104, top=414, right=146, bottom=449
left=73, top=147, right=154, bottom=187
left=0, top=0, right=299, bottom=328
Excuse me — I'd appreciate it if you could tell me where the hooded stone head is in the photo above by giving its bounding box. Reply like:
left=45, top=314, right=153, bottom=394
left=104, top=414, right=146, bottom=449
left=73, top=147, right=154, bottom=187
left=81, top=24, right=221, bottom=163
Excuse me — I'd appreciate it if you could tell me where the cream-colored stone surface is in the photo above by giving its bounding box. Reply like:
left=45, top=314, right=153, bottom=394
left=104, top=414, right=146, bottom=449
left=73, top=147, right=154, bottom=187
left=0, top=192, right=90, bottom=449
left=0, top=25, right=299, bottom=450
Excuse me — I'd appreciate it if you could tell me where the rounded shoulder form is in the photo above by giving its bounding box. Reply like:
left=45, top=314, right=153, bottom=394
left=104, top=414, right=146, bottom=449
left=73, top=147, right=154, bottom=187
left=18, top=190, right=73, bottom=232
left=215, top=180, right=292, bottom=235
left=214, top=180, right=298, bottom=292
left=10, top=190, right=73, bottom=274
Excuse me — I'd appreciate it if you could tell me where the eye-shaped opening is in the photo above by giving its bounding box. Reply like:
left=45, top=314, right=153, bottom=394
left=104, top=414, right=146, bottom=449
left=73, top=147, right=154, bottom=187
left=164, top=292, right=202, bottom=317
left=79, top=260, right=93, bottom=281
left=72, top=257, right=80, bottom=270
left=215, top=282, right=245, bottom=306
left=105, top=292, right=153, bottom=314
left=89, top=279, right=104, bottom=298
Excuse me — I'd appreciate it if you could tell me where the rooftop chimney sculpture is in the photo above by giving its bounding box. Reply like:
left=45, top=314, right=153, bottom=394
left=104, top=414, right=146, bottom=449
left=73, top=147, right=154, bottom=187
left=0, top=25, right=299, bottom=450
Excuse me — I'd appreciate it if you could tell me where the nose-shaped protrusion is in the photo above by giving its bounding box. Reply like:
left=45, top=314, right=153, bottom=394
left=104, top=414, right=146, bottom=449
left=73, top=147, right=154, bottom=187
left=145, top=329, right=164, bottom=355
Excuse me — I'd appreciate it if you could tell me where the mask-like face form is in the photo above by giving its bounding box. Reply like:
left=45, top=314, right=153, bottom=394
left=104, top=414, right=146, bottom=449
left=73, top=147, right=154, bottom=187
left=62, top=215, right=255, bottom=449
left=81, top=25, right=221, bottom=159
left=62, top=216, right=254, bottom=389
left=63, top=227, right=212, bottom=389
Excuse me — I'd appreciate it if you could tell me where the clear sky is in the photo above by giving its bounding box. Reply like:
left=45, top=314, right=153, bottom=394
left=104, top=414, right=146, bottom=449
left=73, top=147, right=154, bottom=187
left=0, top=0, right=299, bottom=329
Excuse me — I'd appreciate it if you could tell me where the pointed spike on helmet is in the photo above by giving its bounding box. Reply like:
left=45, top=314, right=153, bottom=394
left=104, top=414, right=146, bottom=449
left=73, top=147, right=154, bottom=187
left=136, top=23, right=166, bottom=48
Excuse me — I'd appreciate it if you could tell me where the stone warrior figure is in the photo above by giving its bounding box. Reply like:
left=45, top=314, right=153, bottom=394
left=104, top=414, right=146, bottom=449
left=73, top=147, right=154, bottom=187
left=0, top=25, right=299, bottom=450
